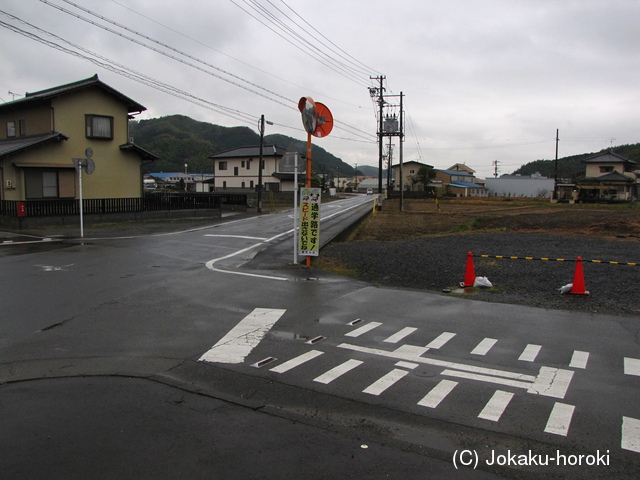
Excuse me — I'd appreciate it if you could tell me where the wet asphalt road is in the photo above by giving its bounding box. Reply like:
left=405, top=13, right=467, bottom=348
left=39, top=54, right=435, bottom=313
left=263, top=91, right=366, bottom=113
left=1, top=198, right=639, bottom=479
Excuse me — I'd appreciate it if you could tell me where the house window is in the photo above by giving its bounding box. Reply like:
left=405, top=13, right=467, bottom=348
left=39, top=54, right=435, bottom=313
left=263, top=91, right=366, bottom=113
left=250, top=180, right=254, bottom=189
left=599, top=166, right=614, bottom=173
left=241, top=161, right=245, bottom=168
left=219, top=161, right=227, bottom=170
left=247, top=160, right=251, bottom=170
left=6, top=121, right=15, bottom=137
left=234, top=167, right=239, bottom=176
left=241, top=182, right=246, bottom=188
left=24, top=169, right=75, bottom=199
left=222, top=181, right=227, bottom=189
left=85, top=115, right=114, bottom=139
left=19, top=119, right=26, bottom=136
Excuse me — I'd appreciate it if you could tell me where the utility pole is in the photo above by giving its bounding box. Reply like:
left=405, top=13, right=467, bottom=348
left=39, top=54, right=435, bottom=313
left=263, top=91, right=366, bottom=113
left=399, top=91, right=404, bottom=211
left=492, top=160, right=500, bottom=178
left=258, top=115, right=265, bottom=213
left=554, top=129, right=559, bottom=199
left=370, top=76, right=385, bottom=194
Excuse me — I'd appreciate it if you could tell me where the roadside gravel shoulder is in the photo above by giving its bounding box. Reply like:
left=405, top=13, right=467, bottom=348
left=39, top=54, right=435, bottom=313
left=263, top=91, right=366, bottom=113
left=321, top=232, right=640, bottom=318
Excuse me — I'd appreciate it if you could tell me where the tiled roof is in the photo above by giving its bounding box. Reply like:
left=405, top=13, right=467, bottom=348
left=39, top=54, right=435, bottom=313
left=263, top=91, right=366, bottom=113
left=1, top=75, right=145, bottom=113
left=209, top=145, right=289, bottom=159
left=0, top=133, right=68, bottom=159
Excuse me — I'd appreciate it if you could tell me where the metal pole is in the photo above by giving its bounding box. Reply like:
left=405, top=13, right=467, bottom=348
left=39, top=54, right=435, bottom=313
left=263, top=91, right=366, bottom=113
left=293, top=157, right=298, bottom=264
left=554, top=128, right=559, bottom=199
left=257, top=115, right=265, bottom=213
left=78, top=162, right=84, bottom=238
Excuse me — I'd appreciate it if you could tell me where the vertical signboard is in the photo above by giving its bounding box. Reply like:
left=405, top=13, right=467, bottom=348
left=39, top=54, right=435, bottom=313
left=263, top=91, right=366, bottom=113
left=299, top=188, right=321, bottom=256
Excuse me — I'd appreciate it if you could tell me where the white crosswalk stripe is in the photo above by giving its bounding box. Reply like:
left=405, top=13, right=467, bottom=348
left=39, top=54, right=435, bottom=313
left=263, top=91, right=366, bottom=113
left=362, top=368, right=409, bottom=396
left=478, top=390, right=514, bottom=422
left=314, top=359, right=363, bottom=384
left=417, top=379, right=458, bottom=408
left=544, top=402, right=575, bottom=436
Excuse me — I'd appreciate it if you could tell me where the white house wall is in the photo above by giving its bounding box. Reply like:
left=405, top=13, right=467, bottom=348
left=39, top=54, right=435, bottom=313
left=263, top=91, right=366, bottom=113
left=485, top=177, right=555, bottom=197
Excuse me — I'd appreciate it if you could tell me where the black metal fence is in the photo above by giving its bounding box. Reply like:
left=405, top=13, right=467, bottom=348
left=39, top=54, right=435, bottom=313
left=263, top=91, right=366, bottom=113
left=0, top=193, right=247, bottom=218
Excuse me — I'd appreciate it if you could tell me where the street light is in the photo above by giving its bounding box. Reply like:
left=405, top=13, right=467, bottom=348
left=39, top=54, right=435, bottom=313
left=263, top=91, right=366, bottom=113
left=258, top=114, right=274, bottom=213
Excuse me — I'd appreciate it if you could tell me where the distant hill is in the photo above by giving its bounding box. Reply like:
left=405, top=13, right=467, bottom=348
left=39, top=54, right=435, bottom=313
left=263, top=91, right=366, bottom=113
left=512, top=143, right=640, bottom=179
left=129, top=115, right=355, bottom=177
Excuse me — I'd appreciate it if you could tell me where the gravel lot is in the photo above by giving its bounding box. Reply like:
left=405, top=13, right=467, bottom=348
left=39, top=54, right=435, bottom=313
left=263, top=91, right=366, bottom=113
left=321, top=230, right=640, bottom=318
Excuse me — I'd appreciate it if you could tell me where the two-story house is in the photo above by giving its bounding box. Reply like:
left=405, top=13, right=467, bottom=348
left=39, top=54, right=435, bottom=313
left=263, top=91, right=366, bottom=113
left=390, top=160, right=434, bottom=191
left=0, top=75, right=156, bottom=206
left=578, top=151, right=639, bottom=201
left=209, top=145, right=304, bottom=192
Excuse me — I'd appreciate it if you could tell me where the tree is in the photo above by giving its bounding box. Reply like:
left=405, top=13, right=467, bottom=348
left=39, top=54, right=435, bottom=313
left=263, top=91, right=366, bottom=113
left=416, top=165, right=436, bottom=191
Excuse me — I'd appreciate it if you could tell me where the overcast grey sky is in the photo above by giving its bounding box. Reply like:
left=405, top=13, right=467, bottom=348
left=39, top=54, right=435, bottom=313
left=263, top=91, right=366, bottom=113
left=1, top=0, right=639, bottom=178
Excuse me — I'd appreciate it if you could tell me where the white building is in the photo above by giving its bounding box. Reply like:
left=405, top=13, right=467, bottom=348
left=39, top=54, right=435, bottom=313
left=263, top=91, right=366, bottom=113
left=485, top=173, right=555, bottom=198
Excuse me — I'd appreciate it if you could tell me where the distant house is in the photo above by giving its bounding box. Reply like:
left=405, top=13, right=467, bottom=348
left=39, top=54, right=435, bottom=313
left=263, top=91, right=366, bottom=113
left=433, top=169, right=488, bottom=197
left=390, top=161, right=434, bottom=191
left=577, top=151, right=639, bottom=201
left=209, top=145, right=305, bottom=192
left=485, top=173, right=555, bottom=198
left=148, top=172, right=215, bottom=192
left=0, top=75, right=157, bottom=207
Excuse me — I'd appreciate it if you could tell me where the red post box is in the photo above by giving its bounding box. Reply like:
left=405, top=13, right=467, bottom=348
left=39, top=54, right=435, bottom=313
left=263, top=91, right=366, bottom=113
left=17, top=202, right=26, bottom=218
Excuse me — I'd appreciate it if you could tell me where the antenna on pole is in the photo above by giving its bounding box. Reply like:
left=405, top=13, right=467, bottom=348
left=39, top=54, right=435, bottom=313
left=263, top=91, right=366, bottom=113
left=8, top=91, right=21, bottom=100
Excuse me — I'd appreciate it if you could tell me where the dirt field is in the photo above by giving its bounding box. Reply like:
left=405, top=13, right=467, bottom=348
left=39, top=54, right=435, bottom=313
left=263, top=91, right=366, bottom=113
left=320, top=198, right=640, bottom=317
left=351, top=198, right=640, bottom=241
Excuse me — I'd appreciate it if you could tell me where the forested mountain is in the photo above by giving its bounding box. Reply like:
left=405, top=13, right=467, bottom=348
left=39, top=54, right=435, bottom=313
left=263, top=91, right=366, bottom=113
left=129, top=115, right=355, bottom=177
left=512, top=143, right=640, bottom=179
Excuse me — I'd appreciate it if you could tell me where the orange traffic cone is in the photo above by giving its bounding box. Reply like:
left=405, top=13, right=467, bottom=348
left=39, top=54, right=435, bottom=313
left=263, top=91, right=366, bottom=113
left=461, top=251, right=475, bottom=287
left=569, top=257, right=590, bottom=296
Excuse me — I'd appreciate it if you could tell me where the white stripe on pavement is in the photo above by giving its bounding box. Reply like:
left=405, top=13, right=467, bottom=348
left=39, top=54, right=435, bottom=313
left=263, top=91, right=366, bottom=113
left=622, top=417, right=640, bottom=453
left=478, top=390, right=515, bottom=422
left=199, top=308, right=285, bottom=364
left=362, top=369, right=409, bottom=396
left=519, top=344, right=542, bottom=362
left=270, top=350, right=324, bottom=374
left=426, top=332, right=456, bottom=349
left=471, top=338, right=497, bottom=356
left=624, top=357, right=640, bottom=376
left=345, top=321, right=382, bottom=338
left=417, top=380, right=458, bottom=408
left=384, top=327, right=417, bottom=344
left=569, top=350, right=590, bottom=369
left=314, top=359, right=363, bottom=384
left=544, top=402, right=575, bottom=436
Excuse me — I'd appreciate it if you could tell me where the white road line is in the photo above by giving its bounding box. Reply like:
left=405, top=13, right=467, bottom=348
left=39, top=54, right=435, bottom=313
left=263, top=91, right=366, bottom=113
left=338, top=343, right=572, bottom=399
left=199, top=308, right=285, bottom=364
left=314, top=359, right=363, bottom=384
left=362, top=369, right=409, bottom=396
left=442, top=369, right=532, bottom=391
left=471, top=338, right=497, bottom=356
left=395, top=361, right=419, bottom=369
left=528, top=367, right=574, bottom=399
left=518, top=344, right=542, bottom=362
left=418, top=380, right=458, bottom=408
left=270, top=350, right=324, bottom=374
left=384, top=327, right=417, bottom=344
left=622, top=417, right=640, bottom=453
left=569, top=350, right=590, bottom=369
left=478, top=390, right=515, bottom=422
left=204, top=234, right=268, bottom=240
left=624, top=357, right=640, bottom=376
left=345, top=321, right=382, bottom=338
left=544, top=402, right=575, bottom=436
left=426, top=332, right=456, bottom=349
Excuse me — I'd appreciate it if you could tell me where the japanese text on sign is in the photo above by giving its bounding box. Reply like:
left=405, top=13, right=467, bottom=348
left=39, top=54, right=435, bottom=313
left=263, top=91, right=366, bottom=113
left=299, top=188, right=321, bottom=256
